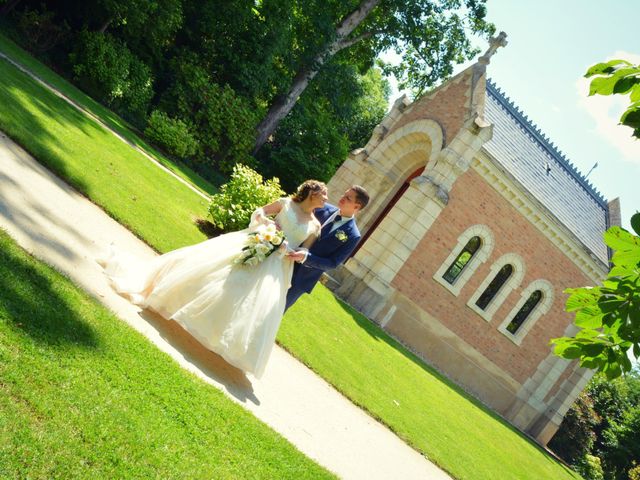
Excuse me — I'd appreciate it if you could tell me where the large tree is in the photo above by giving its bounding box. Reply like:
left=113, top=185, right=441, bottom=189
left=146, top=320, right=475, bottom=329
left=252, top=0, right=494, bottom=153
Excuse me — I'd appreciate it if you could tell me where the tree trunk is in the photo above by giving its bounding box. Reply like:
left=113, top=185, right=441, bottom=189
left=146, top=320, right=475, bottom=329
left=252, top=0, right=381, bottom=155
left=0, top=0, right=23, bottom=16
left=98, top=17, right=113, bottom=34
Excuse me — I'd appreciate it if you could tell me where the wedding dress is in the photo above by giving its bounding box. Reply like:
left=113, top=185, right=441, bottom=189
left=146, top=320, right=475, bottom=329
left=100, top=197, right=319, bottom=377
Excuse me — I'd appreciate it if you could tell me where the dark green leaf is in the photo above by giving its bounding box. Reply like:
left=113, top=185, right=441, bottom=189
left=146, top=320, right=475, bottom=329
left=631, top=212, right=640, bottom=236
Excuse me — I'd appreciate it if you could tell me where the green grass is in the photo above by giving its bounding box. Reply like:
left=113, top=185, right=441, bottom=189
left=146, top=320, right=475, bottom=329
left=0, top=32, right=220, bottom=195
left=0, top=37, right=581, bottom=480
left=278, top=288, right=582, bottom=480
left=0, top=52, right=212, bottom=253
left=0, top=230, right=334, bottom=479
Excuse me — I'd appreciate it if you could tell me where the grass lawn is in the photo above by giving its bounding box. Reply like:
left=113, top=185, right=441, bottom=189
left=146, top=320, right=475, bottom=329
left=0, top=37, right=581, bottom=480
left=0, top=230, right=334, bottom=479
left=0, top=32, right=220, bottom=195
left=278, top=287, right=582, bottom=480
left=0, top=51, right=211, bottom=254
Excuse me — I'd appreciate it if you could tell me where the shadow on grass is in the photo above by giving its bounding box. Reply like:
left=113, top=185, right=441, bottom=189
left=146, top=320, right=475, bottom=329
left=0, top=231, right=99, bottom=348
left=137, top=308, right=260, bottom=405
left=0, top=36, right=219, bottom=196
left=0, top=57, right=90, bottom=195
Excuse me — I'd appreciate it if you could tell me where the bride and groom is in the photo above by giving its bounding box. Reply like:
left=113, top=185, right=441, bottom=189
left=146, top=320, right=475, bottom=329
left=100, top=180, right=369, bottom=378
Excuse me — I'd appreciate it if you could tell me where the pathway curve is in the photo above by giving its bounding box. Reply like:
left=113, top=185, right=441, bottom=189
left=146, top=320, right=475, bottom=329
left=0, top=131, right=451, bottom=479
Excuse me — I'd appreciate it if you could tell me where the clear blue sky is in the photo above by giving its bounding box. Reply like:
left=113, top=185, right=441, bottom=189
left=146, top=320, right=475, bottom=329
left=386, top=0, right=640, bottom=230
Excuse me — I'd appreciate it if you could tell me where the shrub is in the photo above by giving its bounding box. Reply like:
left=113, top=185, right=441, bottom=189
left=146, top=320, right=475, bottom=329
left=629, top=463, right=640, bottom=480
left=145, top=110, right=198, bottom=158
left=576, top=455, right=604, bottom=480
left=69, top=30, right=153, bottom=117
left=208, top=164, right=284, bottom=233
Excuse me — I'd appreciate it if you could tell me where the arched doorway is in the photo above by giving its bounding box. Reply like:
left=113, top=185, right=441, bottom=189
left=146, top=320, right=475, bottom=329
left=351, top=166, right=424, bottom=257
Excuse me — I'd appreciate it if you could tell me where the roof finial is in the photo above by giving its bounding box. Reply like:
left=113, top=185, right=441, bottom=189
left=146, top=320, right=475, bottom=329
left=478, top=31, right=508, bottom=66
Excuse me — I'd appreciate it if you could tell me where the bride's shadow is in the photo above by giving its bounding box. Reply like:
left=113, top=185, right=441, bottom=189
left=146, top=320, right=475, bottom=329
left=138, top=308, right=261, bottom=406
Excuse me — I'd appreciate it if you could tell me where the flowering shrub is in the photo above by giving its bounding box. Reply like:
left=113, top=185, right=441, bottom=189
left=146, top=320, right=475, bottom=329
left=208, top=164, right=284, bottom=233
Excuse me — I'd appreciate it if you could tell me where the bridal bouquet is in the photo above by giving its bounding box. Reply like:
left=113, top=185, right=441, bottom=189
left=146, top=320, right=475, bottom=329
left=235, top=223, right=286, bottom=266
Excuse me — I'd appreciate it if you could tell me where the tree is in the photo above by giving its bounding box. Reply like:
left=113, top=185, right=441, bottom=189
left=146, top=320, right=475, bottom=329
left=551, top=213, right=640, bottom=380
left=252, top=0, right=494, bottom=153
left=585, top=59, right=640, bottom=139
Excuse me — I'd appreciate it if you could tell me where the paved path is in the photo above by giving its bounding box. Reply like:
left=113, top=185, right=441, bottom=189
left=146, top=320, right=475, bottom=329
left=0, top=131, right=451, bottom=479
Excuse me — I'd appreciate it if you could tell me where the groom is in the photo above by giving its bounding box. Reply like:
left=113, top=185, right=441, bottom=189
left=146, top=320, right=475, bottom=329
left=285, top=185, right=370, bottom=310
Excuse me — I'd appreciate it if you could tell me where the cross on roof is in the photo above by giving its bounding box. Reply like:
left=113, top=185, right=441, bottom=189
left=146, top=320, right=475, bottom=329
left=478, top=31, right=508, bottom=65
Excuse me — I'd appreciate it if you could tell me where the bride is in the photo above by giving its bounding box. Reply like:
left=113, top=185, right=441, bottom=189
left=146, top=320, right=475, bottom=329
left=100, top=180, right=327, bottom=377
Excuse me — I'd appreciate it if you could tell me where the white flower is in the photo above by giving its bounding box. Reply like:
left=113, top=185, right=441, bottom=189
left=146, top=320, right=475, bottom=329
left=255, top=243, right=272, bottom=256
left=271, top=234, right=283, bottom=246
left=245, top=256, right=259, bottom=267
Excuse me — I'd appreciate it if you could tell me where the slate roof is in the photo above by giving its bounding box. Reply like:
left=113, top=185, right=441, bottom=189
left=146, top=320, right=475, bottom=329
left=482, top=80, right=609, bottom=265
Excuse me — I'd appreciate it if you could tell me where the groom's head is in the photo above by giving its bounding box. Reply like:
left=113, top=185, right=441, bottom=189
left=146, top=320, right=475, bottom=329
left=338, top=185, right=369, bottom=217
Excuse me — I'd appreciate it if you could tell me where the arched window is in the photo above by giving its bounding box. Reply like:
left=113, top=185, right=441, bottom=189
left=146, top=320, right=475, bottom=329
left=443, top=236, right=481, bottom=284
left=475, top=264, right=513, bottom=310
left=434, top=225, right=494, bottom=297
left=506, top=290, right=543, bottom=334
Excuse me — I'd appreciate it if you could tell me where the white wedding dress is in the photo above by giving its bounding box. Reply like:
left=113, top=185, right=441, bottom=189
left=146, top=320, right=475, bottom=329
left=100, top=197, right=319, bottom=377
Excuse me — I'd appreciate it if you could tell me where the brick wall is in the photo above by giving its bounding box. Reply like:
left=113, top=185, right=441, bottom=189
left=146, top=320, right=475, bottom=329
left=391, top=168, right=592, bottom=384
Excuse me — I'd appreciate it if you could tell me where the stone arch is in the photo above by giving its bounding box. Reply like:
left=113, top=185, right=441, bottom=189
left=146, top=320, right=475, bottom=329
left=357, top=119, right=445, bottom=234
left=433, top=224, right=495, bottom=296
left=467, top=253, right=526, bottom=322
left=498, top=279, right=555, bottom=345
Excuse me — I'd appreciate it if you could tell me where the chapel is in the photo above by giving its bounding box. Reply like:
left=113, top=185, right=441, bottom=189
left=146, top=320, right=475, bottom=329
left=324, top=32, right=616, bottom=444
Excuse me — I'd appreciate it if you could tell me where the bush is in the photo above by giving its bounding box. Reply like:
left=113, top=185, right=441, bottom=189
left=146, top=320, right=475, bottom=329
left=69, top=30, right=153, bottom=117
left=208, top=164, right=284, bottom=233
left=629, top=463, right=640, bottom=480
left=145, top=110, right=198, bottom=158
left=576, top=455, right=604, bottom=480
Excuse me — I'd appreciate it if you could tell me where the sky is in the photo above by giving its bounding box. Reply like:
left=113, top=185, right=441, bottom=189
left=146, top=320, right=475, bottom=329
left=384, top=0, right=640, bottom=231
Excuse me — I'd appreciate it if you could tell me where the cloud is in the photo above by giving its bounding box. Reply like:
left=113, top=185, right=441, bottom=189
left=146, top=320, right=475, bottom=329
left=576, top=51, right=640, bottom=163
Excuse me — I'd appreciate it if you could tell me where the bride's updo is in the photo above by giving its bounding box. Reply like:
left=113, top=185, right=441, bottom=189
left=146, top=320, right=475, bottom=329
left=291, top=180, right=326, bottom=203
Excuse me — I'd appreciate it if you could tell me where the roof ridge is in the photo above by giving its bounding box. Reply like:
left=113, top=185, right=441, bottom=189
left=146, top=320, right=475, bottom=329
left=486, top=79, right=607, bottom=208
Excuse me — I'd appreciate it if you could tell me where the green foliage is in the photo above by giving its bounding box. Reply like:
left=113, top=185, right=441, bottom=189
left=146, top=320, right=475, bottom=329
left=576, top=455, right=605, bottom=480
left=69, top=30, right=153, bottom=118
left=550, top=371, right=640, bottom=480
left=551, top=213, right=640, bottom=380
left=162, top=55, right=258, bottom=173
left=629, top=463, right=640, bottom=480
left=258, top=97, right=350, bottom=192
left=585, top=59, right=640, bottom=139
left=14, top=3, right=69, bottom=53
left=208, top=164, right=284, bottom=233
left=548, top=392, right=600, bottom=464
left=258, top=62, right=389, bottom=192
left=144, top=110, right=198, bottom=158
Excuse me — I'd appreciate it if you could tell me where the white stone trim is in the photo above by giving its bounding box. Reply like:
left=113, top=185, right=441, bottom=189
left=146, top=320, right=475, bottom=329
left=472, top=153, right=608, bottom=283
left=433, top=224, right=495, bottom=296
left=498, top=280, right=554, bottom=345
left=467, top=253, right=526, bottom=322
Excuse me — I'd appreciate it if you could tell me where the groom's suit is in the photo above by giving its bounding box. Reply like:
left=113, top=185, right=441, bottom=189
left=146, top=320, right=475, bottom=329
left=285, top=203, right=361, bottom=310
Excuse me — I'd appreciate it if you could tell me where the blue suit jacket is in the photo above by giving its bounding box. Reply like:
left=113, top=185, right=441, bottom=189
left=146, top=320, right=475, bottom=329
left=289, top=203, right=361, bottom=296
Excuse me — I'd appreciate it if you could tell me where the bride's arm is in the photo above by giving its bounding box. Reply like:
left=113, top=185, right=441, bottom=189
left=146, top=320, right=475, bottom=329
left=251, top=199, right=284, bottom=227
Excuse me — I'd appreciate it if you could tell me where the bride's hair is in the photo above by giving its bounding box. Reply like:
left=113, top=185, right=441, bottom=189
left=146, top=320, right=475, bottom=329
left=291, top=180, right=326, bottom=203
